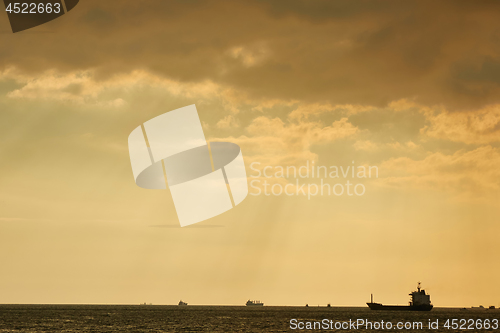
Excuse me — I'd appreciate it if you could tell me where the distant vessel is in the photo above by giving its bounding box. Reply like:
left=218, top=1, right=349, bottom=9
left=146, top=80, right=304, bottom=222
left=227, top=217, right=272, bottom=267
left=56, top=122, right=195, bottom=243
left=367, top=282, right=433, bottom=311
left=246, top=300, right=263, bottom=306
left=178, top=300, right=188, bottom=306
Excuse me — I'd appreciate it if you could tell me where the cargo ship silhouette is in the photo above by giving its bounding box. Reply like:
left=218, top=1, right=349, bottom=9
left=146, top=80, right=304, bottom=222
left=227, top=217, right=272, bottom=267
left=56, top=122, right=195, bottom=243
left=367, top=282, right=433, bottom=311
left=246, top=300, right=264, bottom=306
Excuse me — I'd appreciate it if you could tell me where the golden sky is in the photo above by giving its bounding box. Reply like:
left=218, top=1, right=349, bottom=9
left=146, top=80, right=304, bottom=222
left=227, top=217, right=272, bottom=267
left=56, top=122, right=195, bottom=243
left=0, top=0, right=499, bottom=307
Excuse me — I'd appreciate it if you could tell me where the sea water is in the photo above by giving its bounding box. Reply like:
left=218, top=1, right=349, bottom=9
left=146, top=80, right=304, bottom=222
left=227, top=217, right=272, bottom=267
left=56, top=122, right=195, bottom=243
left=0, top=305, right=498, bottom=332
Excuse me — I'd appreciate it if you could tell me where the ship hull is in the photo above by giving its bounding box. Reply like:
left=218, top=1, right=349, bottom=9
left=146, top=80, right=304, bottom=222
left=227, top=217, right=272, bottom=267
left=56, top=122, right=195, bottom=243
left=367, top=303, right=433, bottom=311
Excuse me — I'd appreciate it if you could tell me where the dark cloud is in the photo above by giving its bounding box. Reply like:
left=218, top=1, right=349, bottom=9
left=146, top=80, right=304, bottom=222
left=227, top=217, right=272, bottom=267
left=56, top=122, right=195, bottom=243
left=453, top=58, right=500, bottom=87
left=249, top=0, right=401, bottom=21
left=1, top=0, right=500, bottom=109
left=436, top=56, right=500, bottom=107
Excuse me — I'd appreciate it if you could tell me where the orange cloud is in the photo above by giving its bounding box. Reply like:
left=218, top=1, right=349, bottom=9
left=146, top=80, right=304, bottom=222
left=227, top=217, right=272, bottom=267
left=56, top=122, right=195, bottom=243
left=380, top=146, right=500, bottom=199
left=422, top=105, right=500, bottom=144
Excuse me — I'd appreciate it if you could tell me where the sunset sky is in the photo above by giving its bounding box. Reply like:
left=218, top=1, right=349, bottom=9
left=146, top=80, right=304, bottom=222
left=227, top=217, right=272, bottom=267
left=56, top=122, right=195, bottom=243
left=0, top=0, right=499, bottom=307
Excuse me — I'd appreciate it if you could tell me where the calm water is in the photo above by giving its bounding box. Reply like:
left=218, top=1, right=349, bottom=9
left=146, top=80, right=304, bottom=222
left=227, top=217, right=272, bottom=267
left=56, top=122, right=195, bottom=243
left=0, top=305, right=498, bottom=332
